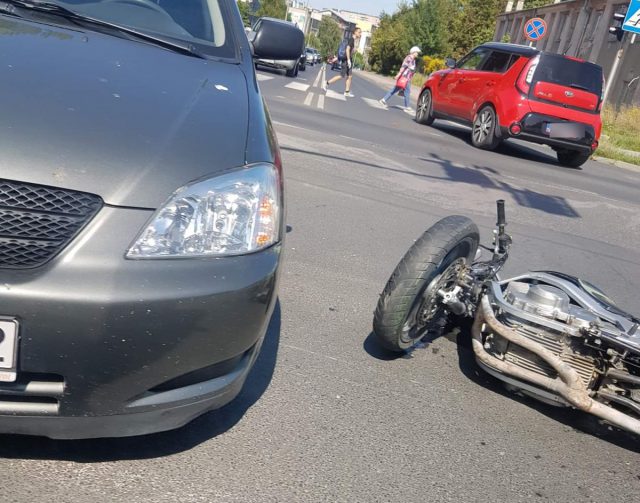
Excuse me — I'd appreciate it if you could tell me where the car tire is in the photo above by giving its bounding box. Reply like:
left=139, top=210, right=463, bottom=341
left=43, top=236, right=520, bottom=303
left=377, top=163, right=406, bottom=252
left=416, top=89, right=435, bottom=126
left=285, top=65, right=298, bottom=78
left=557, top=149, right=591, bottom=168
left=372, top=216, right=480, bottom=352
left=471, top=106, right=501, bottom=150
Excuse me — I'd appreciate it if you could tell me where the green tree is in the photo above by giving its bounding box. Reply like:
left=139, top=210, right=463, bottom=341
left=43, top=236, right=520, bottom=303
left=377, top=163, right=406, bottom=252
left=524, top=0, right=552, bottom=8
left=255, top=0, right=286, bottom=20
left=448, top=0, right=505, bottom=58
left=369, top=9, right=411, bottom=74
left=306, top=32, right=320, bottom=49
left=236, top=0, right=252, bottom=27
left=317, top=17, right=342, bottom=59
left=405, top=0, right=451, bottom=58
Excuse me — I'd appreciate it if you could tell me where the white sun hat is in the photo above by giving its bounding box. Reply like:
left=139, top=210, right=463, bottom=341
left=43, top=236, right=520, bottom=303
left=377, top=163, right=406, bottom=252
left=410, top=46, right=422, bottom=54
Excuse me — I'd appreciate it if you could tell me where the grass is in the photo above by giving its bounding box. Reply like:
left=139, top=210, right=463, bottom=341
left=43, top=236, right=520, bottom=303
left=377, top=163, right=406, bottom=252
left=598, top=107, right=640, bottom=165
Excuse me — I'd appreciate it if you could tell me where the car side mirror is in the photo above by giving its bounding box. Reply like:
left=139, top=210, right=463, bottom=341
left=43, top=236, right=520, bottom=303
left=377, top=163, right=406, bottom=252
left=445, top=57, right=456, bottom=69
left=250, top=18, right=304, bottom=61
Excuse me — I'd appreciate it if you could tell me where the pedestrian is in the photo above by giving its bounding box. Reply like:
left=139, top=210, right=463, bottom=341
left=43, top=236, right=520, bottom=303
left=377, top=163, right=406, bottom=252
left=379, top=46, right=422, bottom=110
left=324, top=27, right=362, bottom=97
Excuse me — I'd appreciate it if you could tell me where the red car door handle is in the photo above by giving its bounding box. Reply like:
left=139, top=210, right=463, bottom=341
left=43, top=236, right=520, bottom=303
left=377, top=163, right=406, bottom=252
left=486, top=81, right=495, bottom=86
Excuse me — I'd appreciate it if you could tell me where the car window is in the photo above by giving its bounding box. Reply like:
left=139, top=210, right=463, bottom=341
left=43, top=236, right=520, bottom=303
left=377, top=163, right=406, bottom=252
left=533, top=54, right=603, bottom=96
left=457, top=48, right=490, bottom=70
left=481, top=51, right=519, bottom=73
left=54, top=0, right=231, bottom=54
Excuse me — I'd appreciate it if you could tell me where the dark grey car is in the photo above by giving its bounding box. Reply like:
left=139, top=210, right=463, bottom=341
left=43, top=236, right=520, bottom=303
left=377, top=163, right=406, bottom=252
left=0, top=0, right=302, bottom=439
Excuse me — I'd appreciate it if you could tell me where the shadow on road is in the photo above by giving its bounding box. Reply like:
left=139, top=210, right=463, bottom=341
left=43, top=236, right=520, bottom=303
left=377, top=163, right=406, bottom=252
left=281, top=146, right=581, bottom=218
left=364, top=319, right=640, bottom=453
left=419, top=153, right=580, bottom=218
left=0, top=303, right=282, bottom=462
left=451, top=327, right=640, bottom=453
left=429, top=122, right=584, bottom=171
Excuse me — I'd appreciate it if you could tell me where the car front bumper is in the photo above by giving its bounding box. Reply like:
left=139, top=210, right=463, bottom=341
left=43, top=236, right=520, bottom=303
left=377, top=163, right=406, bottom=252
left=256, top=58, right=297, bottom=71
left=0, top=206, right=281, bottom=439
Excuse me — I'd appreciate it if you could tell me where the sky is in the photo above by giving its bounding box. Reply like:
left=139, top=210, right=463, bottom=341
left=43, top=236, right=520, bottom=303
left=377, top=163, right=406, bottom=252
left=307, top=1, right=400, bottom=17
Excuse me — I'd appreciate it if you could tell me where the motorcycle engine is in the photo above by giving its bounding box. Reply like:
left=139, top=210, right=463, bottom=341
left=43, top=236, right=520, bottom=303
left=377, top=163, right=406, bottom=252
left=484, top=281, right=602, bottom=400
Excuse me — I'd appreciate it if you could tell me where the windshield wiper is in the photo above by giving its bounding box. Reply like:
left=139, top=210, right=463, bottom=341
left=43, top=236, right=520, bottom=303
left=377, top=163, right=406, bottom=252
left=0, top=0, right=206, bottom=59
left=569, top=83, right=590, bottom=91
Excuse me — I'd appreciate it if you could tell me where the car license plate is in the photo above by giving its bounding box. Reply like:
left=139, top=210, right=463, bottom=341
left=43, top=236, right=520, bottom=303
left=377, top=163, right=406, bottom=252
left=0, top=319, right=18, bottom=383
left=545, top=122, right=584, bottom=139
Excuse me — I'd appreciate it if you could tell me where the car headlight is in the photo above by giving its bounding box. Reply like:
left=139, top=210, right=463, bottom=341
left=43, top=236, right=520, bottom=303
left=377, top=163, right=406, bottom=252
left=126, top=163, right=281, bottom=259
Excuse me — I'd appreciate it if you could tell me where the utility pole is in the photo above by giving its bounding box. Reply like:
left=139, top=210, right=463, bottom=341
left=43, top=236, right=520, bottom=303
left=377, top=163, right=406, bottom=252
left=603, top=8, right=628, bottom=105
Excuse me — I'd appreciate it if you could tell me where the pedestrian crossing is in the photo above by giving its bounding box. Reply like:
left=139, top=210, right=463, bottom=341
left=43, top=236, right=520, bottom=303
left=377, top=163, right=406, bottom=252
left=256, top=66, right=415, bottom=114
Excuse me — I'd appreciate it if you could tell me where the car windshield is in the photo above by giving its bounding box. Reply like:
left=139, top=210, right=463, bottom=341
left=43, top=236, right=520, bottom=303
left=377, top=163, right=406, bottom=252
left=38, top=0, right=233, bottom=56
left=533, top=54, right=603, bottom=97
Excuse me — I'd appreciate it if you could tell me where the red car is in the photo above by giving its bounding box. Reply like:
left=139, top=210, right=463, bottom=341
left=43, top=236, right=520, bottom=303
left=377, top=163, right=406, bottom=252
left=416, top=43, right=604, bottom=168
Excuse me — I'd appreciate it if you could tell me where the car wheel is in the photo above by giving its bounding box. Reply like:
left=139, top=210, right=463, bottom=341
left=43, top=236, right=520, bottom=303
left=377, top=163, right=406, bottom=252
left=416, top=89, right=435, bottom=126
left=471, top=106, right=501, bottom=150
left=285, top=66, right=297, bottom=78
left=557, top=150, right=591, bottom=168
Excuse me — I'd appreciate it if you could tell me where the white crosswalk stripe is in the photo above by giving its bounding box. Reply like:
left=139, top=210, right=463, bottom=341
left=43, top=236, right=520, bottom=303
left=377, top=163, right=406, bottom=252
left=325, top=89, right=346, bottom=101
left=256, top=74, right=274, bottom=82
left=304, top=92, right=314, bottom=107
left=285, top=82, right=310, bottom=92
left=312, top=67, right=324, bottom=88
left=362, top=97, right=388, bottom=109
left=317, top=94, right=325, bottom=110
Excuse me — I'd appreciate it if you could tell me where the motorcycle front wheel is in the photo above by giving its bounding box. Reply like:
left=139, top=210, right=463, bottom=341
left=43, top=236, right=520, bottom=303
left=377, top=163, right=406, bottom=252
left=373, top=216, right=479, bottom=352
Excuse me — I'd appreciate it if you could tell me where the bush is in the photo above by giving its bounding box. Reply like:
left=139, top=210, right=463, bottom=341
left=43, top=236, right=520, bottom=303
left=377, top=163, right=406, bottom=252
left=422, top=55, right=446, bottom=76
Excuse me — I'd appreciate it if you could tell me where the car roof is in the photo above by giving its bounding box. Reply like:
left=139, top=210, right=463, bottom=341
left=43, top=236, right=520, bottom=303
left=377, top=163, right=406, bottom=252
left=479, top=42, right=539, bottom=57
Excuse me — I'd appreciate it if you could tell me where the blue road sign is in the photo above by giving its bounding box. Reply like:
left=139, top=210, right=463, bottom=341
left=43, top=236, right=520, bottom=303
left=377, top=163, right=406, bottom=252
left=623, top=0, right=640, bottom=35
left=524, top=18, right=547, bottom=42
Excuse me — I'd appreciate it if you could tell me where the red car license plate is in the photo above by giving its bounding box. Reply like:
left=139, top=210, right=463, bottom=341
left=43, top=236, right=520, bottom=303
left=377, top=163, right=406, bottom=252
left=546, top=122, right=584, bottom=139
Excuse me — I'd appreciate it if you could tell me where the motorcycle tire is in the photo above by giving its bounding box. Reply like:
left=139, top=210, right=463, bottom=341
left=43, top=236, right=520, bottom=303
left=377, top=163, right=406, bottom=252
left=373, top=216, right=480, bottom=352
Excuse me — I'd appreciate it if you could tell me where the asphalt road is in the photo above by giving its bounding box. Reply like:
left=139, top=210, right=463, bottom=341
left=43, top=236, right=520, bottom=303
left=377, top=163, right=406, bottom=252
left=3, top=63, right=640, bottom=502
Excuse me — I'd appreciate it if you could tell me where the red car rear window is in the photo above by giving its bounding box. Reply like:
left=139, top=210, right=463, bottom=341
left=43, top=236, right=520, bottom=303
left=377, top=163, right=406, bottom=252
left=532, top=54, right=603, bottom=97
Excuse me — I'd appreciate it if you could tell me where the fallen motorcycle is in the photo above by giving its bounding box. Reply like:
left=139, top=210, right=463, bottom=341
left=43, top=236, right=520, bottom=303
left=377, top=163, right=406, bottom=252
left=373, top=201, right=640, bottom=435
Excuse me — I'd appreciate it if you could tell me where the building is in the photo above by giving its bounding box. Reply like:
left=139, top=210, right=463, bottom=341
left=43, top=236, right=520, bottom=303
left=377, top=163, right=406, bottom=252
left=308, top=9, right=356, bottom=42
left=335, top=10, right=380, bottom=53
left=494, top=0, right=640, bottom=108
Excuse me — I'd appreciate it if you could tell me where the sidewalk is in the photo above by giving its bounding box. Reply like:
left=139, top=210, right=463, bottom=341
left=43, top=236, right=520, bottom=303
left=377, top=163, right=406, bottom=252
left=356, top=70, right=420, bottom=108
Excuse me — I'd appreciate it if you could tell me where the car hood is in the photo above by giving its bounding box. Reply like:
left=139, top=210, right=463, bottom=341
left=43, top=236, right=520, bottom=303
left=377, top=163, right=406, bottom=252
left=0, top=17, right=249, bottom=208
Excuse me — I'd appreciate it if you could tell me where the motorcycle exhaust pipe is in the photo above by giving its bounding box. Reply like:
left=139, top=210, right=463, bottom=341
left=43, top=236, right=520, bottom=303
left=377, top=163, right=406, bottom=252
left=472, top=295, right=640, bottom=436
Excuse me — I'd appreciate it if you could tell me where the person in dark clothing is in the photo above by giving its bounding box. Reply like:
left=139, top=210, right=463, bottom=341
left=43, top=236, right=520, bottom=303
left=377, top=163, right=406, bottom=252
left=324, top=27, right=361, bottom=97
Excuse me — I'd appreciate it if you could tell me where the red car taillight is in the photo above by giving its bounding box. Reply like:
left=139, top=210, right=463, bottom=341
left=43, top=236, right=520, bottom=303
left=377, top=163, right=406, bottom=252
left=516, top=55, right=539, bottom=95
left=598, top=74, right=606, bottom=112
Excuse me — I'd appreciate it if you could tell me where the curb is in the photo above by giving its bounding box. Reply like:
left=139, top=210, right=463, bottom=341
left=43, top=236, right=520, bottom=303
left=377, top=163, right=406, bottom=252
left=592, top=155, right=640, bottom=172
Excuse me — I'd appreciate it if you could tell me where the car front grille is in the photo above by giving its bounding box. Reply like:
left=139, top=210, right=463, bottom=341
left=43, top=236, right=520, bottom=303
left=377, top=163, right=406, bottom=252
left=0, top=180, right=102, bottom=269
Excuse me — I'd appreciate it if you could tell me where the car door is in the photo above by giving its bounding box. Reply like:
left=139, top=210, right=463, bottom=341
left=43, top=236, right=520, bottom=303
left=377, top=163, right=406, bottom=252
left=444, top=47, right=491, bottom=120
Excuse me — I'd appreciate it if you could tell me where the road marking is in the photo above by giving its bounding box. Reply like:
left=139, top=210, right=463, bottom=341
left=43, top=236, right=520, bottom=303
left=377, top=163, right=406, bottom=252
left=312, top=66, right=323, bottom=88
left=325, top=89, right=346, bottom=101
left=304, top=92, right=314, bottom=107
left=272, top=121, right=317, bottom=133
left=285, top=82, right=310, bottom=92
left=362, top=97, right=387, bottom=109
left=256, top=74, right=274, bottom=82
left=317, top=94, right=325, bottom=110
